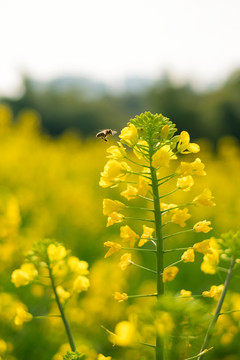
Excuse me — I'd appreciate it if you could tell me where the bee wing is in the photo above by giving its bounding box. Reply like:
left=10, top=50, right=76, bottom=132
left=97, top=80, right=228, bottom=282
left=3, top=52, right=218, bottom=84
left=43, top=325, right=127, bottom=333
left=111, top=130, right=117, bottom=136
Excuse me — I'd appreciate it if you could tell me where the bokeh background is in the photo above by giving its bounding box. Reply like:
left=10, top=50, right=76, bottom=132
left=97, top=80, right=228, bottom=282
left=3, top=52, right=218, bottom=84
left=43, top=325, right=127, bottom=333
left=1, top=0, right=240, bottom=359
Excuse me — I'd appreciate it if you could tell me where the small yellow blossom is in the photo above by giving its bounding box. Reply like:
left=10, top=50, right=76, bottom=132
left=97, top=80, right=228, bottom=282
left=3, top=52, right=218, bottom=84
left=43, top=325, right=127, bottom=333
left=180, top=289, right=192, bottom=298
left=155, top=311, right=174, bottom=336
left=177, top=175, right=194, bottom=191
left=137, top=176, right=149, bottom=196
left=106, top=212, right=124, bottom=227
left=133, top=140, right=148, bottom=159
left=106, top=142, right=126, bottom=159
left=20, top=263, right=38, bottom=281
left=104, top=241, right=122, bottom=258
left=11, top=270, right=31, bottom=287
left=138, top=225, right=155, bottom=247
left=193, top=221, right=212, bottom=233
left=162, top=266, right=179, bottom=283
left=114, top=291, right=128, bottom=302
left=160, top=124, right=169, bottom=139
left=109, top=321, right=135, bottom=346
left=47, top=244, right=67, bottom=262
left=119, top=253, right=132, bottom=271
left=181, top=248, right=195, bottom=263
left=176, top=158, right=206, bottom=176
left=99, top=160, right=131, bottom=188
left=97, top=354, right=112, bottom=360
left=171, top=208, right=191, bottom=227
left=177, top=131, right=200, bottom=154
left=193, top=239, right=212, bottom=255
left=152, top=145, right=177, bottom=168
left=119, top=123, right=138, bottom=147
left=202, top=285, right=224, bottom=298
left=0, top=339, right=7, bottom=355
left=201, top=239, right=219, bottom=274
left=121, top=184, right=138, bottom=200
left=193, top=188, right=216, bottom=207
left=73, top=276, right=90, bottom=293
left=103, top=199, right=125, bottom=216
left=160, top=203, right=177, bottom=213
left=14, top=306, right=32, bottom=326
left=120, top=225, right=139, bottom=247
left=56, top=286, right=71, bottom=302
left=67, top=257, right=89, bottom=275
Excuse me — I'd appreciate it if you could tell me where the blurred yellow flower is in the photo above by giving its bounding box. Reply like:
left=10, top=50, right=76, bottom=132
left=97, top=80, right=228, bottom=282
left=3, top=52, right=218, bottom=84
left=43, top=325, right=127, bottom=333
left=202, top=285, right=224, bottom=298
left=97, top=354, right=112, bottom=360
left=180, top=289, right=192, bottom=298
left=137, top=176, right=149, bottom=196
left=104, top=241, right=122, bottom=258
left=171, top=208, right=191, bottom=227
left=138, top=225, right=155, bottom=247
left=193, top=239, right=212, bottom=255
left=119, top=253, right=132, bottom=271
left=120, top=225, right=139, bottom=247
left=162, top=266, right=179, bottom=283
left=47, top=244, right=67, bottom=262
left=11, top=269, right=31, bottom=288
left=114, top=291, right=128, bottom=303
left=119, top=124, right=138, bottom=147
left=181, top=248, right=195, bottom=263
left=56, top=286, right=71, bottom=302
left=193, top=221, right=212, bottom=233
left=109, top=321, right=135, bottom=346
left=67, top=257, right=89, bottom=275
left=14, top=306, right=32, bottom=326
left=106, top=212, right=124, bottom=227
left=193, top=188, right=216, bottom=207
left=177, top=175, right=194, bottom=191
left=121, top=184, right=138, bottom=200
left=103, top=199, right=125, bottom=216
left=201, top=239, right=219, bottom=274
left=73, top=276, right=90, bottom=293
left=0, top=339, right=7, bottom=355
left=155, top=311, right=174, bottom=337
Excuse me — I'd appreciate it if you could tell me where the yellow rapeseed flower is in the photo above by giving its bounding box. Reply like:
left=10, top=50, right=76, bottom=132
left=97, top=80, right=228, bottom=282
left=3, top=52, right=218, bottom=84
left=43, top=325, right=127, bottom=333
left=104, top=241, right=122, bottom=258
left=106, top=212, right=124, bottom=227
left=201, top=239, right=219, bottom=274
left=202, top=285, right=224, bottom=298
left=120, top=225, right=139, bottom=247
left=193, top=221, right=212, bottom=233
left=119, top=124, right=138, bottom=147
left=155, top=311, right=174, bottom=337
left=114, top=291, right=128, bottom=302
left=171, top=208, right=191, bottom=227
left=73, top=276, right=90, bottom=293
left=180, top=289, right=192, bottom=298
left=152, top=145, right=177, bottom=168
left=99, top=160, right=131, bottom=188
left=176, top=158, right=206, bottom=176
left=14, top=306, right=32, bottom=326
left=193, top=188, right=216, bottom=207
left=133, top=140, right=149, bottom=160
left=103, top=199, right=125, bottom=216
left=177, top=175, right=194, bottom=191
left=181, top=248, right=195, bottom=263
left=106, top=142, right=126, bottom=159
left=119, top=253, right=132, bottom=271
left=162, top=266, right=179, bottom=283
left=177, top=131, right=200, bottom=154
left=67, top=257, right=89, bottom=275
left=0, top=339, right=7, bottom=355
left=56, top=286, right=71, bottom=302
left=138, top=225, right=155, bottom=247
left=109, top=321, right=135, bottom=346
left=97, top=354, right=112, bottom=360
left=11, top=270, right=30, bottom=288
left=47, top=244, right=67, bottom=262
left=137, top=176, right=149, bottom=196
left=121, top=184, right=138, bottom=200
left=193, top=239, right=213, bottom=255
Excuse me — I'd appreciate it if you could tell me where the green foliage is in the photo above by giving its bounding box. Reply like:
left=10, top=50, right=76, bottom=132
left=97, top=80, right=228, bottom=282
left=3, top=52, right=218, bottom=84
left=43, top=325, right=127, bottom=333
left=219, top=231, right=240, bottom=259
left=62, top=351, right=86, bottom=360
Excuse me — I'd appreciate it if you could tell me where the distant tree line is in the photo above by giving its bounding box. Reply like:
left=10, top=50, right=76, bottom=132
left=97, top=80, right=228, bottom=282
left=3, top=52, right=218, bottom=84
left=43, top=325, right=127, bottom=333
left=1, top=70, right=240, bottom=143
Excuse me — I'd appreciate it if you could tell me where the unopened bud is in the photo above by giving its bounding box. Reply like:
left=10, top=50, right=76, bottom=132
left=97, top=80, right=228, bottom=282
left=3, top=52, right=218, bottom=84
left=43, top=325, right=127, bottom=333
left=161, top=125, right=169, bottom=140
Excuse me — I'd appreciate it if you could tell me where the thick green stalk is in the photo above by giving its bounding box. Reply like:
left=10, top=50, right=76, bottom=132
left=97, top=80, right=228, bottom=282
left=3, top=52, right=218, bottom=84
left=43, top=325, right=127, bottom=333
left=48, top=264, right=76, bottom=352
left=151, top=164, right=165, bottom=360
left=197, top=257, right=235, bottom=360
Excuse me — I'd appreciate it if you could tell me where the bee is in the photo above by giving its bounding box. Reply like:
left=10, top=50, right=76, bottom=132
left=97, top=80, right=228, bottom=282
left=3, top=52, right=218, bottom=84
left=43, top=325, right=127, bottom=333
left=96, top=129, right=117, bottom=142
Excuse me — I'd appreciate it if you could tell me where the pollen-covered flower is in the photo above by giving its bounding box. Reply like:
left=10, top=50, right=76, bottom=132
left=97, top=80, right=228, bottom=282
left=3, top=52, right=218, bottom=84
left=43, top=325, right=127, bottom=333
left=162, top=266, right=179, bottom=283
left=109, top=321, right=135, bottom=346
left=138, top=225, right=155, bottom=247
left=202, top=285, right=224, bottom=298
left=171, top=208, right=191, bottom=227
left=104, top=241, right=122, bottom=258
left=56, top=286, right=71, bottom=302
left=106, top=212, right=124, bottom=227
left=114, top=291, right=128, bottom=302
left=176, top=158, right=206, bottom=176
left=152, top=145, right=177, bottom=168
left=177, top=175, right=194, bottom=191
left=193, top=221, right=212, bottom=233
left=193, top=188, right=216, bottom=207
left=106, top=142, right=126, bottom=159
left=193, top=239, right=213, bottom=255
left=120, top=225, right=139, bottom=247
left=73, top=275, right=90, bottom=293
left=119, top=253, right=132, bottom=271
left=103, top=199, right=125, bottom=216
left=47, top=244, right=67, bottom=262
left=119, top=124, right=138, bottom=147
left=121, top=184, right=138, bottom=200
left=177, top=131, right=200, bottom=154
left=181, top=248, right=195, bottom=263
left=14, top=306, right=32, bottom=326
left=180, top=289, right=192, bottom=298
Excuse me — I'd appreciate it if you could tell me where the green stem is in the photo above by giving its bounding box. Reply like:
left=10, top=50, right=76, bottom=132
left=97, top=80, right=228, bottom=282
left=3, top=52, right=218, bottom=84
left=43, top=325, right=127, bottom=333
left=137, top=194, right=154, bottom=202
left=150, top=163, right=164, bottom=360
left=129, top=261, right=157, bottom=274
left=48, top=263, right=76, bottom=352
left=122, top=247, right=156, bottom=252
left=128, top=293, right=157, bottom=299
left=159, top=188, right=179, bottom=199
left=164, top=247, right=191, bottom=253
left=163, top=228, right=193, bottom=240
left=197, top=257, right=235, bottom=360
left=126, top=205, right=154, bottom=212
left=124, top=216, right=154, bottom=223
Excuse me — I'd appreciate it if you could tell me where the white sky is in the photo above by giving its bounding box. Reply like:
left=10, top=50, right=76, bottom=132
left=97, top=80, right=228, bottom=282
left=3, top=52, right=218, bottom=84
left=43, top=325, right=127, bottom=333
left=1, top=0, right=240, bottom=96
